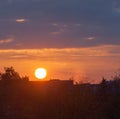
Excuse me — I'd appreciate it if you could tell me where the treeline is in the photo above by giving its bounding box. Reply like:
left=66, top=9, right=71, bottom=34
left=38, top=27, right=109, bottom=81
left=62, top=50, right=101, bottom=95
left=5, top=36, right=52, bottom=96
left=0, top=67, right=120, bottom=119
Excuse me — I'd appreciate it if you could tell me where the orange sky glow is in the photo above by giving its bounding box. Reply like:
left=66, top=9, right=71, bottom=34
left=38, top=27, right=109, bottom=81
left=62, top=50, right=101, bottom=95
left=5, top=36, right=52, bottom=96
left=0, top=45, right=120, bottom=83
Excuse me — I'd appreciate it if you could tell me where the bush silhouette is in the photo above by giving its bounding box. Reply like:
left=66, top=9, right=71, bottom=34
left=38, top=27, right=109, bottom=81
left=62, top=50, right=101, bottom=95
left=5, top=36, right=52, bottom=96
left=0, top=67, right=29, bottom=82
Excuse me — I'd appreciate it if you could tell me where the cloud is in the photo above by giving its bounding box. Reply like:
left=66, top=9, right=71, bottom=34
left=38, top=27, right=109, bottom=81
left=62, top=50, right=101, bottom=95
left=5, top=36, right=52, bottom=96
left=15, top=18, right=27, bottom=23
left=74, top=24, right=81, bottom=27
left=113, top=7, right=120, bottom=14
left=0, top=0, right=120, bottom=49
left=50, top=31, right=61, bottom=35
left=50, top=23, right=68, bottom=35
left=0, top=37, right=14, bottom=45
left=7, top=0, right=13, bottom=4
left=0, top=45, right=120, bottom=60
left=85, top=37, right=95, bottom=41
left=52, top=23, right=59, bottom=27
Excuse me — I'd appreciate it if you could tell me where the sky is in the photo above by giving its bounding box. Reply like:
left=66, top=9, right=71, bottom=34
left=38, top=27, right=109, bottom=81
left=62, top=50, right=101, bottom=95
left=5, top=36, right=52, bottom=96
left=0, top=0, right=120, bottom=83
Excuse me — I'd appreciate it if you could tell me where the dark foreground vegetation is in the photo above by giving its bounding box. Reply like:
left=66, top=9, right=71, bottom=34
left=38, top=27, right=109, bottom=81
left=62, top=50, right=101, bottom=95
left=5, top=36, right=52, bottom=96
left=0, top=67, right=120, bottom=119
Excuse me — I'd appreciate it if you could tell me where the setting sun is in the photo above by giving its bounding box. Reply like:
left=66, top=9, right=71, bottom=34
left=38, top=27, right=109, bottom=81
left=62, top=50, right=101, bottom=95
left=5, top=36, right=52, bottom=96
left=35, top=68, right=47, bottom=80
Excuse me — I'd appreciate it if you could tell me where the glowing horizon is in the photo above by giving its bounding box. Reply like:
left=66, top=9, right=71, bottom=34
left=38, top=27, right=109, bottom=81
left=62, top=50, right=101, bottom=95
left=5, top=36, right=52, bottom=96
left=0, top=45, right=120, bottom=83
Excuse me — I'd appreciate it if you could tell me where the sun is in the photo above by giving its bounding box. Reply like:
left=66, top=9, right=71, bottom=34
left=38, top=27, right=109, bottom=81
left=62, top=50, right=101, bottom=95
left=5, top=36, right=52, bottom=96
left=35, top=68, right=47, bottom=80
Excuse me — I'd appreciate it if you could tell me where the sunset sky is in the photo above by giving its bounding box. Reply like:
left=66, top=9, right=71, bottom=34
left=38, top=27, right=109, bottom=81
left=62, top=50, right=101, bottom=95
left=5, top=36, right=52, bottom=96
left=0, top=0, right=120, bottom=83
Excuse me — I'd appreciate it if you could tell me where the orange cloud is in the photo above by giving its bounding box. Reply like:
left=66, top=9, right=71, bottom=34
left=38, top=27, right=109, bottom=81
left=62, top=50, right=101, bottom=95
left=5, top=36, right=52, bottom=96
left=0, top=45, right=120, bottom=60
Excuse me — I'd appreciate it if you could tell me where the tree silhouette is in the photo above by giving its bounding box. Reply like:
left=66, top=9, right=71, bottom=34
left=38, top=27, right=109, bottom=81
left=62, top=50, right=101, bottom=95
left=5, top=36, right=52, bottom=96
left=0, top=67, right=29, bottom=81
